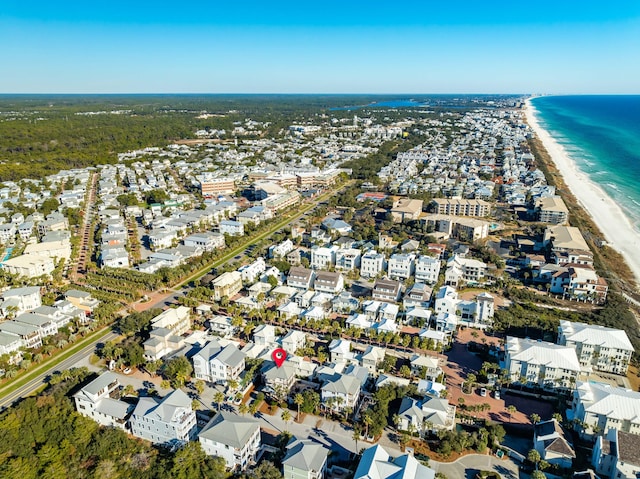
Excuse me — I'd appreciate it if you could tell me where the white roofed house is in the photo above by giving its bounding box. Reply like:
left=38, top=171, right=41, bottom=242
left=238, top=257, right=267, bottom=284
left=253, top=324, right=278, bottom=348
left=262, top=361, right=297, bottom=398
left=73, top=372, right=133, bottom=430
left=571, top=381, right=640, bottom=439
left=445, top=254, right=487, bottom=286
left=212, top=271, right=243, bottom=301
left=360, top=250, right=386, bottom=279
left=335, top=248, right=361, bottom=271
left=150, top=305, right=191, bottom=336
left=415, top=255, right=441, bottom=284
left=359, top=345, right=386, bottom=373
left=558, top=320, right=633, bottom=375
left=310, top=246, right=338, bottom=270
left=183, top=231, right=225, bottom=251
left=387, top=253, right=415, bottom=281
left=14, top=312, right=58, bottom=338
left=130, top=389, right=197, bottom=445
left=354, top=444, right=435, bottom=479
left=505, top=337, right=581, bottom=390
left=192, top=340, right=246, bottom=385
left=329, top=339, right=356, bottom=364
left=282, top=438, right=330, bottom=479
left=397, top=396, right=456, bottom=435
left=321, top=373, right=361, bottom=412
left=410, top=354, right=442, bottom=382
left=0, top=286, right=41, bottom=317
left=281, top=330, right=307, bottom=354
left=198, top=412, right=261, bottom=471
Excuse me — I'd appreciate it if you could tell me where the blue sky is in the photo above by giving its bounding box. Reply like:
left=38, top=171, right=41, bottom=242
left=1, top=1, right=639, bottom=94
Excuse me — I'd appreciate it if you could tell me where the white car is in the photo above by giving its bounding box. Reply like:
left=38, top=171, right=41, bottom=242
left=494, top=390, right=501, bottom=400
left=123, top=367, right=132, bottom=375
left=480, top=387, right=487, bottom=397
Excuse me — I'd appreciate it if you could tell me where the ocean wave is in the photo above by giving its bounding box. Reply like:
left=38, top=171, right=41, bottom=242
left=606, top=183, right=620, bottom=191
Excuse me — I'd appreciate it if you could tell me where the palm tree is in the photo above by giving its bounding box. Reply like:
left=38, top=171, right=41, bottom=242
left=294, top=393, right=304, bottom=420
left=213, top=391, right=225, bottom=411
left=529, top=413, right=541, bottom=425
left=249, top=401, right=259, bottom=416
left=363, top=414, right=373, bottom=439
left=238, top=403, right=249, bottom=416
left=507, top=405, right=517, bottom=423
left=352, top=425, right=361, bottom=456
left=281, top=409, right=292, bottom=430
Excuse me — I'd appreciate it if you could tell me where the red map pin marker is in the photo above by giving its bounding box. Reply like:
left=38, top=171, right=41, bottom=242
left=272, top=348, right=287, bottom=368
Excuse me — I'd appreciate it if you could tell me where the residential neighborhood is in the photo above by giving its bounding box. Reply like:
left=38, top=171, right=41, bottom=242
left=0, top=95, right=638, bottom=479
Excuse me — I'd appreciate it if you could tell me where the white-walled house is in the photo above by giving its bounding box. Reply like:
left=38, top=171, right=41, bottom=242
left=193, top=340, right=246, bottom=384
left=199, top=412, right=261, bottom=471
left=360, top=251, right=386, bottom=279
left=130, top=389, right=197, bottom=445
left=73, top=372, right=133, bottom=430
left=415, top=255, right=441, bottom=284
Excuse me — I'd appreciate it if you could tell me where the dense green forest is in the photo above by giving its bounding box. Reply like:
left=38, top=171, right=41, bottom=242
left=0, top=94, right=506, bottom=181
left=0, top=368, right=228, bottom=479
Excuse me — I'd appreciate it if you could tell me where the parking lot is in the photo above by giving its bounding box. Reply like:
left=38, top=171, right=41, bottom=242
left=443, top=328, right=554, bottom=425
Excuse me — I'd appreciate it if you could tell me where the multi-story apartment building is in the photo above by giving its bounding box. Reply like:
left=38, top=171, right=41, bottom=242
left=432, top=198, right=490, bottom=217
left=558, top=320, right=633, bottom=375
left=536, top=196, right=569, bottom=224
left=197, top=175, right=236, bottom=197
left=572, top=381, right=640, bottom=439
left=414, top=255, right=441, bottom=284
left=505, top=337, right=581, bottom=389
left=219, top=220, right=245, bottom=237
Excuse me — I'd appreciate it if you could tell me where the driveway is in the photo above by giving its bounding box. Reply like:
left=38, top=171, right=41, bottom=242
left=430, top=454, right=520, bottom=479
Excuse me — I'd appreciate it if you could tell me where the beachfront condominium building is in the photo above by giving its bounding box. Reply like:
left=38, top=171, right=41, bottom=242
left=415, top=255, right=441, bottom=284
left=558, top=320, right=633, bottom=375
left=198, top=412, right=261, bottom=471
left=572, top=381, right=640, bottom=439
left=130, top=389, right=197, bottom=445
left=504, top=336, right=581, bottom=390
left=536, top=195, right=569, bottom=224
left=431, top=198, right=490, bottom=217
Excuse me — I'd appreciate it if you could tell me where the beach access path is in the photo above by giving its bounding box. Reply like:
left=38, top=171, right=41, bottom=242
left=525, top=98, right=640, bottom=287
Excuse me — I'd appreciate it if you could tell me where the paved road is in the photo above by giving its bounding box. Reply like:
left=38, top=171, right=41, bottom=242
left=430, top=453, right=521, bottom=479
left=0, top=329, right=119, bottom=411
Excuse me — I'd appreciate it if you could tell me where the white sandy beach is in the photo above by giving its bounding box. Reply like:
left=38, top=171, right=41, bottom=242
left=525, top=98, right=640, bottom=288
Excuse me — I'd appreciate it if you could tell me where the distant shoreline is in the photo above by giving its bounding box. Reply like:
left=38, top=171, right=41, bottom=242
left=524, top=98, right=640, bottom=288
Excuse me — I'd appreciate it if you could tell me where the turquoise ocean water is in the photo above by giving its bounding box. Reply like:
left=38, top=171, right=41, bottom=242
left=531, top=95, right=640, bottom=232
